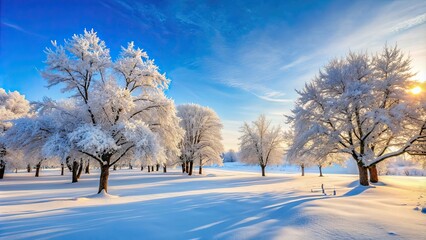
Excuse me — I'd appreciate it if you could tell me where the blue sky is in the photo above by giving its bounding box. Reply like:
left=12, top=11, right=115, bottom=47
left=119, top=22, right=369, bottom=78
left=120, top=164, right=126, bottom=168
left=1, top=0, right=425, bottom=150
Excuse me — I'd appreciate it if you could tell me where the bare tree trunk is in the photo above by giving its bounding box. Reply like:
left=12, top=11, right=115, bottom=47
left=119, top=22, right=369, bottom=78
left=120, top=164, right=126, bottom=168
left=0, top=164, right=4, bottom=179
left=319, top=165, right=323, bottom=177
left=148, top=166, right=151, bottom=172
left=61, top=163, right=64, bottom=176
left=369, top=165, right=378, bottom=183
left=113, top=165, right=117, bottom=171
left=35, top=163, right=41, bottom=177
left=98, top=165, right=110, bottom=194
left=301, top=164, right=305, bottom=176
left=357, top=164, right=369, bottom=186
left=15, top=168, right=18, bottom=173
left=156, top=164, right=160, bottom=171
left=27, top=164, right=31, bottom=172
left=199, top=165, right=203, bottom=175
left=76, top=159, right=83, bottom=179
left=72, top=161, right=78, bottom=183
left=188, top=161, right=194, bottom=176
left=181, top=163, right=186, bottom=173
left=163, top=165, right=167, bottom=173
left=85, top=160, right=90, bottom=174
left=65, top=157, right=72, bottom=172
left=129, top=163, right=133, bottom=170
left=261, top=165, right=266, bottom=177
left=185, top=161, right=189, bottom=173
left=151, top=166, right=154, bottom=172
left=141, top=166, right=144, bottom=171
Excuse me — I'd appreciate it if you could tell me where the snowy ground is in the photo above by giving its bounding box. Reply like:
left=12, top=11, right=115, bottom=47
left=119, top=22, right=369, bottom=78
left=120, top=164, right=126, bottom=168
left=1, top=165, right=425, bottom=240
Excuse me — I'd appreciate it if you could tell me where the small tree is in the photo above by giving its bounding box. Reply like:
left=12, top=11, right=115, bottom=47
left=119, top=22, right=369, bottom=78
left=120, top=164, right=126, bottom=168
left=223, top=150, right=238, bottom=162
left=287, top=155, right=314, bottom=176
left=239, top=115, right=284, bottom=176
left=195, top=146, right=224, bottom=174
left=177, top=104, right=224, bottom=175
left=285, top=129, right=345, bottom=177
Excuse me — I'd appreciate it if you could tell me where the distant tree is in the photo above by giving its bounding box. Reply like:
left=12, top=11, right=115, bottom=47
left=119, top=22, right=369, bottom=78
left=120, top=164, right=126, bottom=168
left=177, top=104, right=224, bottom=175
left=223, top=149, right=238, bottom=163
left=315, top=154, right=346, bottom=177
left=0, top=88, right=32, bottom=179
left=2, top=150, right=26, bottom=175
left=288, top=155, right=313, bottom=176
left=285, top=129, right=345, bottom=177
left=4, top=30, right=183, bottom=193
left=239, top=115, right=284, bottom=176
left=284, top=129, right=311, bottom=176
left=287, top=45, right=425, bottom=186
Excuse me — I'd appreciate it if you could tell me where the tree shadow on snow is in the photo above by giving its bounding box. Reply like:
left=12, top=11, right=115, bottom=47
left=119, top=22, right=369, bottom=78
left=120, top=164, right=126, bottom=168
left=0, top=191, right=327, bottom=240
left=343, top=185, right=373, bottom=197
left=0, top=173, right=380, bottom=239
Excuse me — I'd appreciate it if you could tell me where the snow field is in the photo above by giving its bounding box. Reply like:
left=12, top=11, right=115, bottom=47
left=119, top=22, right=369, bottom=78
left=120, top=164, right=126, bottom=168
left=1, top=166, right=425, bottom=240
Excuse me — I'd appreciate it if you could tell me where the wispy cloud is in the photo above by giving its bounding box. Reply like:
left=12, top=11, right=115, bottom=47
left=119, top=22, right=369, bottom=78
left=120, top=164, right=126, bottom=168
left=225, top=79, right=293, bottom=103
left=280, top=55, right=312, bottom=71
left=256, top=94, right=293, bottom=103
left=1, top=22, right=45, bottom=38
left=208, top=0, right=426, bottom=149
left=392, top=13, right=426, bottom=33
left=317, top=1, right=426, bottom=80
left=102, top=0, right=426, bottom=149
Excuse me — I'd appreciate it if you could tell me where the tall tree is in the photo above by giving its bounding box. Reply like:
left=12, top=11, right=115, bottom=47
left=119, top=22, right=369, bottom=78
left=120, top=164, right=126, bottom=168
left=287, top=45, right=425, bottom=186
left=4, top=30, right=183, bottom=193
left=177, top=104, right=224, bottom=175
left=239, top=115, right=284, bottom=176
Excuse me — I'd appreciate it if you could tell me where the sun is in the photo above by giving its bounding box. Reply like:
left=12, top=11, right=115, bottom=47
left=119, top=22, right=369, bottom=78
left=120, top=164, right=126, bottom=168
left=410, top=86, right=422, bottom=95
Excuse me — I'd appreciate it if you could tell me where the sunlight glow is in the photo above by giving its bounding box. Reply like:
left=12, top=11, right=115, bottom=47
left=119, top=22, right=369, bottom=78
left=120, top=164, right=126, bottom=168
left=410, top=86, right=422, bottom=95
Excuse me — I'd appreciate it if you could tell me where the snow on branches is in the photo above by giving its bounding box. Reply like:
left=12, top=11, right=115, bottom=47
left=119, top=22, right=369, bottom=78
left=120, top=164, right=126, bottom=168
left=177, top=104, right=224, bottom=175
left=287, top=44, right=425, bottom=185
left=239, top=115, right=284, bottom=176
left=4, top=29, right=183, bottom=193
left=68, top=125, right=119, bottom=157
left=0, top=89, right=32, bottom=177
left=0, top=89, right=31, bottom=131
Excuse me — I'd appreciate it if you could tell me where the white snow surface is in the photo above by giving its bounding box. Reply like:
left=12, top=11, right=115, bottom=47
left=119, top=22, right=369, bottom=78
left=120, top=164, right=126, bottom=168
left=1, top=164, right=425, bottom=240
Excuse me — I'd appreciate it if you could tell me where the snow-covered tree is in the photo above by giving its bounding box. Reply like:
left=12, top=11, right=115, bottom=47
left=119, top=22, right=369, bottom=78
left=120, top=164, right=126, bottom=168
left=287, top=45, right=425, bottom=186
left=177, top=104, right=224, bottom=175
left=0, top=88, right=32, bottom=179
left=222, top=149, right=238, bottom=163
left=285, top=128, right=345, bottom=176
left=4, top=30, right=183, bottom=193
left=2, top=150, right=26, bottom=174
left=284, top=129, right=313, bottom=176
left=315, top=154, right=346, bottom=177
left=405, top=81, right=426, bottom=159
left=6, top=98, right=85, bottom=179
left=289, top=156, right=313, bottom=176
left=239, top=115, right=284, bottom=176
